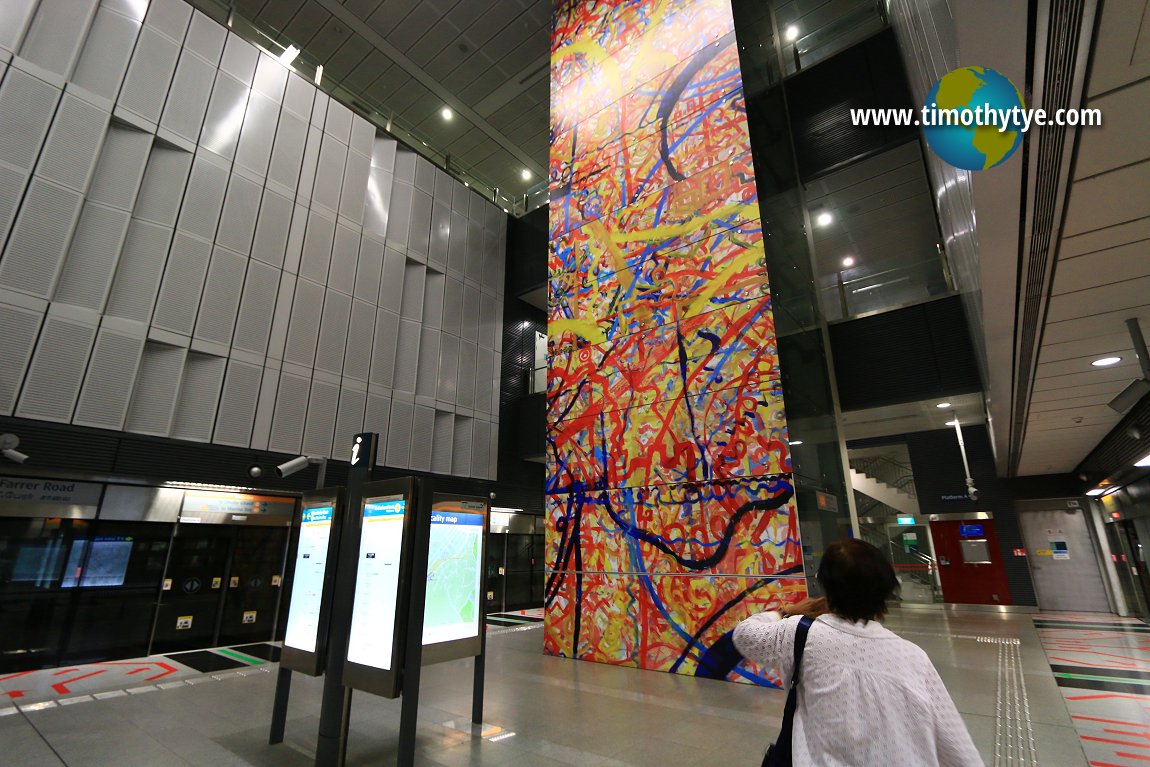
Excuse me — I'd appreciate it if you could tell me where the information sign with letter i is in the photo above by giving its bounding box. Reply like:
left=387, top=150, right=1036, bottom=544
left=280, top=488, right=345, bottom=676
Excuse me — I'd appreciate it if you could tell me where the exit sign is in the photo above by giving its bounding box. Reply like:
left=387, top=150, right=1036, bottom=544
left=896, top=516, right=915, bottom=525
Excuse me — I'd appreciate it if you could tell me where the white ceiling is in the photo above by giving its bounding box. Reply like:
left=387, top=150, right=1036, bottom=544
left=1015, top=0, right=1150, bottom=475
left=229, top=0, right=550, bottom=206
left=842, top=392, right=986, bottom=442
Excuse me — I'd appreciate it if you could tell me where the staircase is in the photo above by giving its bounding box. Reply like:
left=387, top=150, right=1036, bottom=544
left=848, top=454, right=919, bottom=517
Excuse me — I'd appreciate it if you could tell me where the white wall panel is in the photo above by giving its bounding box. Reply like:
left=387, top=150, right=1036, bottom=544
left=0, top=163, right=29, bottom=252
left=324, top=99, right=352, bottom=144
left=457, top=340, right=476, bottom=409
left=413, top=156, right=434, bottom=196
left=249, top=356, right=279, bottom=450
left=268, top=370, right=308, bottom=453
left=124, top=341, right=186, bottom=435
left=283, top=277, right=323, bottom=366
left=332, top=387, right=367, bottom=460
left=362, top=165, right=393, bottom=240
left=384, top=398, right=413, bottom=468
left=488, top=420, right=499, bottom=479
left=339, top=150, right=369, bottom=224
left=216, top=172, right=261, bottom=254
left=299, top=209, right=335, bottom=285
left=250, top=188, right=293, bottom=267
left=451, top=182, right=470, bottom=216
left=193, top=246, right=246, bottom=345
left=475, top=347, right=494, bottom=416
left=150, top=230, right=210, bottom=333
left=465, top=217, right=484, bottom=283
left=212, top=358, right=262, bottom=446
left=15, top=315, right=96, bottom=422
left=451, top=415, right=473, bottom=478
left=199, top=71, right=248, bottom=161
left=18, top=0, right=99, bottom=79
left=400, top=261, right=424, bottom=321
left=447, top=209, right=467, bottom=276
left=144, top=0, right=191, bottom=42
left=422, top=271, right=444, bottom=329
left=234, top=90, right=279, bottom=178
left=428, top=202, right=449, bottom=271
left=118, top=26, right=181, bottom=125
left=311, top=133, right=346, bottom=215
left=104, top=219, right=173, bottom=322
left=393, top=149, right=415, bottom=184
left=392, top=317, right=420, bottom=394
left=328, top=224, right=359, bottom=295
left=267, top=110, right=307, bottom=194
left=175, top=154, right=227, bottom=240
left=71, top=6, right=143, bottom=101
left=0, top=301, right=44, bottom=414
left=133, top=144, right=192, bottom=226
left=371, top=135, right=396, bottom=171
left=350, top=117, right=374, bottom=158
left=314, top=289, right=351, bottom=374
left=416, top=327, right=439, bottom=400
left=36, top=92, right=108, bottom=193
left=251, top=53, right=287, bottom=102
left=266, top=271, right=295, bottom=360
left=479, top=292, right=498, bottom=350
left=442, top=277, right=463, bottom=337
left=232, top=259, right=280, bottom=355
left=282, top=72, right=313, bottom=120
left=472, top=420, right=491, bottom=480
left=460, top=285, right=480, bottom=343
left=72, top=326, right=145, bottom=430
left=301, top=378, right=338, bottom=456
left=343, top=299, right=374, bottom=382
left=437, top=334, right=459, bottom=405
left=170, top=351, right=225, bottom=442
left=296, top=125, right=322, bottom=201
left=433, top=168, right=452, bottom=205
left=378, top=246, right=405, bottom=313
left=0, top=67, right=62, bottom=173
left=87, top=125, right=153, bottom=212
left=183, top=11, right=225, bottom=63
left=53, top=202, right=132, bottom=311
left=364, top=392, right=391, bottom=464
left=409, top=404, right=434, bottom=471
left=160, top=48, right=217, bottom=144
left=354, top=236, right=383, bottom=304
left=0, top=177, right=84, bottom=298
left=386, top=181, right=412, bottom=251
left=0, top=0, right=38, bottom=53
left=408, top=188, right=432, bottom=259
left=218, top=32, right=258, bottom=86
left=431, top=411, right=453, bottom=474
left=369, top=308, right=398, bottom=388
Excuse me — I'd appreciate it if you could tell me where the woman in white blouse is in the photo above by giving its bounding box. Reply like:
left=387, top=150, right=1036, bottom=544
left=733, top=539, right=983, bottom=766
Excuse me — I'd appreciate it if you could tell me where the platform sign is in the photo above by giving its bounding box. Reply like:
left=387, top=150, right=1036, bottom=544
left=421, top=496, right=488, bottom=665
left=346, top=495, right=409, bottom=675
left=281, top=488, right=344, bottom=677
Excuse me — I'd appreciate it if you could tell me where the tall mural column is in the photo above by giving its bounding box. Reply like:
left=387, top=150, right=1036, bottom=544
left=545, top=0, right=806, bottom=686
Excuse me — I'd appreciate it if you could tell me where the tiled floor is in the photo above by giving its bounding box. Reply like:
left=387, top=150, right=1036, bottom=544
left=0, top=609, right=1125, bottom=766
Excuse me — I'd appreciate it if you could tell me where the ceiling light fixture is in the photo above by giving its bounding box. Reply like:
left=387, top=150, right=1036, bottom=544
left=314, top=64, right=323, bottom=85
left=785, top=25, right=800, bottom=42
left=1136, top=453, right=1150, bottom=468
left=945, top=420, right=959, bottom=426
left=789, top=440, right=804, bottom=446
left=841, top=256, right=855, bottom=268
left=1086, top=487, right=1108, bottom=496
left=441, top=107, right=453, bottom=121
left=815, top=212, right=833, bottom=227
left=278, top=45, right=300, bottom=66
left=1092, top=356, right=1122, bottom=367
left=521, top=169, right=532, bottom=181
left=936, top=402, right=952, bottom=409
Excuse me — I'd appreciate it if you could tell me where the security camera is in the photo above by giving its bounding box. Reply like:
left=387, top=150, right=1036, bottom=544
left=248, top=465, right=263, bottom=478
left=489, top=491, right=496, bottom=500
left=1, top=434, right=26, bottom=464
left=276, top=455, right=311, bottom=478
left=967, top=487, right=979, bottom=501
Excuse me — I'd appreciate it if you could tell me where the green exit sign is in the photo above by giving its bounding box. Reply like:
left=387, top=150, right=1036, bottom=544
left=896, top=516, right=916, bottom=525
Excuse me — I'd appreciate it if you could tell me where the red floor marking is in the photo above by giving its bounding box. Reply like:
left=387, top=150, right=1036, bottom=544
left=1082, top=735, right=1150, bottom=749
left=52, top=668, right=79, bottom=676
left=1105, top=728, right=1150, bottom=741
left=51, top=669, right=106, bottom=695
left=3, top=690, right=25, bottom=699
left=1117, top=753, right=1150, bottom=763
left=1076, top=716, right=1150, bottom=729
left=1092, top=761, right=1132, bottom=766
left=1069, top=694, right=1150, bottom=702
left=0, top=672, right=35, bottom=683
left=95, top=661, right=180, bottom=681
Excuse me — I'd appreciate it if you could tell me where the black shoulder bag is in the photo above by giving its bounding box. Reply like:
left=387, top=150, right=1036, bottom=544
left=762, top=615, right=814, bottom=767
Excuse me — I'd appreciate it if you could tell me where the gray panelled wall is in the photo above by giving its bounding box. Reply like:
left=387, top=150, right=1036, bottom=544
left=0, top=0, right=505, bottom=479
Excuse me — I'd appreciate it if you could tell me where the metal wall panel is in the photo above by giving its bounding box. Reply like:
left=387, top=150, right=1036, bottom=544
left=0, top=0, right=38, bottom=53
left=349, top=116, right=374, bottom=158
left=472, top=420, right=491, bottom=480
left=267, top=370, right=309, bottom=454
left=324, top=100, right=352, bottom=144
left=151, top=231, right=211, bottom=335
left=408, top=188, right=432, bottom=259
left=0, top=302, right=45, bottom=415
left=438, top=333, right=459, bottom=405
left=86, top=125, right=153, bottom=212
left=183, top=11, right=226, bottom=63
left=267, top=110, right=307, bottom=194
left=369, top=308, right=399, bottom=388
left=216, top=172, right=262, bottom=255
left=232, top=259, right=280, bottom=355
left=301, top=378, right=338, bottom=456
left=474, top=347, right=494, bottom=416
left=160, top=47, right=218, bottom=144
left=399, top=261, right=425, bottom=321
left=364, top=392, right=392, bottom=464
left=428, top=202, right=450, bottom=271
left=133, top=145, right=193, bottom=226
left=0, top=178, right=85, bottom=298
left=422, top=271, right=444, bottom=329
left=18, top=0, right=99, bottom=79
left=72, top=327, right=146, bottom=430
left=457, top=340, right=477, bottom=410
left=169, top=352, right=226, bottom=442
left=409, top=404, right=434, bottom=471
left=362, top=165, right=393, bottom=240
left=312, top=133, right=347, bottom=215
left=314, top=289, right=352, bottom=374
left=328, top=224, right=359, bottom=295
left=299, top=209, right=335, bottom=285
left=282, top=72, right=314, bottom=120
left=447, top=209, right=467, bottom=277
left=193, top=246, right=247, bottom=345
left=386, top=181, right=412, bottom=251
left=0, top=67, right=61, bottom=173
left=15, top=315, right=97, bottom=422
left=343, top=300, right=375, bottom=382
left=219, top=34, right=258, bottom=87
left=416, top=327, right=440, bottom=400
left=250, top=188, right=294, bottom=268
left=378, top=246, right=405, bottom=313
left=234, top=91, right=280, bottom=179
left=460, top=285, right=480, bottom=343
left=442, top=277, right=463, bottom=337
left=144, top=0, right=192, bottom=42
left=124, top=341, right=187, bottom=436
left=283, top=277, right=324, bottom=367
left=52, top=202, right=132, bottom=311
left=199, top=71, right=248, bottom=160
left=118, top=26, right=181, bottom=124
left=385, top=398, right=413, bottom=468
left=392, top=317, right=421, bottom=394
left=452, top=415, right=473, bottom=478
left=176, top=154, right=228, bottom=241
left=354, top=235, right=383, bottom=304
left=36, top=92, right=108, bottom=194
left=432, top=411, right=454, bottom=474
left=333, top=387, right=367, bottom=460
left=212, top=358, right=263, bottom=447
left=339, top=149, right=369, bottom=224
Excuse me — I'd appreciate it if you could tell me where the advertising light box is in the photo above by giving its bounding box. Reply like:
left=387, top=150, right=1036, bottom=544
left=281, top=490, right=342, bottom=676
left=421, top=496, right=487, bottom=665
left=345, top=495, right=408, bottom=672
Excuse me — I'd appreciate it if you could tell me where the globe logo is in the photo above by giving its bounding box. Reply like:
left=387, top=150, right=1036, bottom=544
left=922, top=67, right=1026, bottom=171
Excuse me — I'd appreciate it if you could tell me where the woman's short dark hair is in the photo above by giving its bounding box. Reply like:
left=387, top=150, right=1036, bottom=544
left=816, top=539, right=900, bottom=622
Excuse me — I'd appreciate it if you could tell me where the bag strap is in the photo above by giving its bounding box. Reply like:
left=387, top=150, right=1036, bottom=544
left=774, top=616, right=815, bottom=756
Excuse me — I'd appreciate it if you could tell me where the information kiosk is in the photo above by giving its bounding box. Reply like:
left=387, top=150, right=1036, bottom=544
left=422, top=495, right=488, bottom=666
left=280, top=488, right=344, bottom=676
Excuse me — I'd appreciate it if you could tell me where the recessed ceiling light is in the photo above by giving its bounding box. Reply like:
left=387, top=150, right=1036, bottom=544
left=815, top=212, right=833, bottom=227
left=441, top=107, right=453, bottom=121
left=945, top=420, right=959, bottom=426
left=785, top=25, right=800, bottom=42
left=1092, top=356, right=1122, bottom=367
left=278, top=45, right=300, bottom=66
left=841, top=256, right=855, bottom=267
left=464, top=182, right=469, bottom=187
left=936, top=402, right=952, bottom=409
left=314, top=64, right=323, bottom=85
left=1136, top=453, right=1150, bottom=467
left=521, top=169, right=532, bottom=181
left=790, top=440, right=803, bottom=446
left=1086, top=487, right=1107, bottom=496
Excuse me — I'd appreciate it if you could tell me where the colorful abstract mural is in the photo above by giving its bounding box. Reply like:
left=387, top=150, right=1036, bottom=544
left=546, top=0, right=805, bottom=686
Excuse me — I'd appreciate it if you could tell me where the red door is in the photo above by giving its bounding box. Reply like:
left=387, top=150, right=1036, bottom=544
left=929, top=519, right=1012, bottom=605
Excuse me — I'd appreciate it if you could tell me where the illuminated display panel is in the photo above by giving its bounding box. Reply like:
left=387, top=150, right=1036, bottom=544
left=423, top=508, right=485, bottom=647
left=345, top=495, right=407, bottom=671
left=284, top=505, right=335, bottom=654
